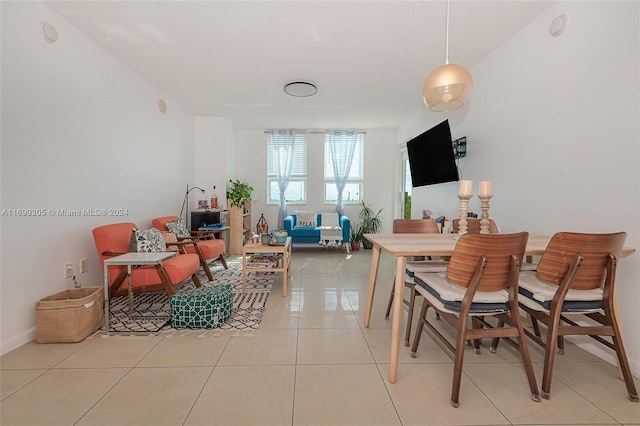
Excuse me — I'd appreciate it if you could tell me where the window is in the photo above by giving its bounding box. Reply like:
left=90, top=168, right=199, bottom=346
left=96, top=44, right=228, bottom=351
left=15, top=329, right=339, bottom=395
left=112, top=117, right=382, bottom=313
left=324, top=132, right=364, bottom=203
left=266, top=131, right=307, bottom=204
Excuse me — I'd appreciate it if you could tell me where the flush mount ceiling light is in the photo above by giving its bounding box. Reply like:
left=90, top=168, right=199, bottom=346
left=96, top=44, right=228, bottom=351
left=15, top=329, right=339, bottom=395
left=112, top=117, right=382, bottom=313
left=283, top=81, right=318, bottom=97
left=40, top=21, right=59, bottom=43
left=422, top=0, right=473, bottom=112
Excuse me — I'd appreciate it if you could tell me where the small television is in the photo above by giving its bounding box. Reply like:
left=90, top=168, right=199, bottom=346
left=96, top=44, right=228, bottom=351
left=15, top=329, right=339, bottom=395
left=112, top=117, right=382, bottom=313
left=406, top=119, right=459, bottom=188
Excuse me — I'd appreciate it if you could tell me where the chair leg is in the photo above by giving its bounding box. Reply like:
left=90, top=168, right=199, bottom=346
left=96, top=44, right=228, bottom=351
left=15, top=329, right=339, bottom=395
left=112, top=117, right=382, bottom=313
left=490, top=318, right=505, bottom=353
left=513, top=313, right=541, bottom=402
left=219, top=255, right=228, bottom=269
left=556, top=335, right=565, bottom=355
left=192, top=273, right=202, bottom=288
left=155, top=264, right=176, bottom=296
left=471, top=317, right=482, bottom=355
left=410, top=299, right=429, bottom=358
left=404, top=285, right=416, bottom=346
left=541, top=315, right=561, bottom=399
left=384, top=282, right=394, bottom=320
left=193, top=245, right=214, bottom=282
left=450, top=314, right=470, bottom=408
left=610, top=316, right=639, bottom=402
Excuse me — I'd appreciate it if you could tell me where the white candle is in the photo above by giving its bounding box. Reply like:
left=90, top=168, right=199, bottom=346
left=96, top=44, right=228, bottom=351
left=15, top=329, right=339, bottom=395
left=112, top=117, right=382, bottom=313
left=479, top=181, right=492, bottom=196
left=459, top=180, right=473, bottom=196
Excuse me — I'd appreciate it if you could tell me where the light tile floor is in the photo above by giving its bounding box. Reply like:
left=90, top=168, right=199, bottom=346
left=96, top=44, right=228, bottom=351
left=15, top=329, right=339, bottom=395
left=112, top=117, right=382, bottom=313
left=1, top=247, right=638, bottom=425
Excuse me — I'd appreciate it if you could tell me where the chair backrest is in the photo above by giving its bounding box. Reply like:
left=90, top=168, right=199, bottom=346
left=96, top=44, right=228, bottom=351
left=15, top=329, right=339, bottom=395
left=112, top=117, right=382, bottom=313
left=92, top=222, right=137, bottom=266
left=393, top=219, right=440, bottom=234
left=452, top=218, right=499, bottom=234
left=447, top=232, right=528, bottom=292
left=152, top=216, right=181, bottom=231
left=536, top=232, right=626, bottom=290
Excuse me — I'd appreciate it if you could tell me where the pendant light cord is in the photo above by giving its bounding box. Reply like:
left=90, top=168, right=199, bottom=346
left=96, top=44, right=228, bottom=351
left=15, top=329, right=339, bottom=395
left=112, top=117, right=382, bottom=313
left=445, top=0, right=450, bottom=64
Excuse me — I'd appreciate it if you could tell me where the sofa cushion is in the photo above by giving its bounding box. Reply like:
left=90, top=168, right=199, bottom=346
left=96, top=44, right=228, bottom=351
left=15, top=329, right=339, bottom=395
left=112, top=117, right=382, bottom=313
left=295, top=211, right=317, bottom=227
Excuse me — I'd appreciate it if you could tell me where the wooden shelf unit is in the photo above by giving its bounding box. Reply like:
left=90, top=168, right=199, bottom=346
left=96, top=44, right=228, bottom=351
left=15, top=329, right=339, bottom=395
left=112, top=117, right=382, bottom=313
left=229, top=200, right=251, bottom=255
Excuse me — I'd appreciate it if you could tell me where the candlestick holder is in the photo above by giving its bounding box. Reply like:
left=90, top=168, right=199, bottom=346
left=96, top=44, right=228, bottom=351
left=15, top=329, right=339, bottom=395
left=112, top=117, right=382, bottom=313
left=457, top=194, right=472, bottom=235
left=478, top=194, right=493, bottom=234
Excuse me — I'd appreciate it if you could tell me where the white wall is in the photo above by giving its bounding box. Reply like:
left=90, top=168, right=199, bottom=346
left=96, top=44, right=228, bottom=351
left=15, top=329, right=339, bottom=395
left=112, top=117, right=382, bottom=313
left=194, top=117, right=229, bottom=212
left=0, top=2, right=196, bottom=353
left=400, top=1, right=640, bottom=374
left=235, top=129, right=396, bottom=234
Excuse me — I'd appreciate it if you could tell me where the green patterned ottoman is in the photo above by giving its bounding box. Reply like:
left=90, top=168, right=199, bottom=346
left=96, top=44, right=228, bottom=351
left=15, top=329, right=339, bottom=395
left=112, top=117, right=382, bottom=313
left=170, top=284, right=233, bottom=329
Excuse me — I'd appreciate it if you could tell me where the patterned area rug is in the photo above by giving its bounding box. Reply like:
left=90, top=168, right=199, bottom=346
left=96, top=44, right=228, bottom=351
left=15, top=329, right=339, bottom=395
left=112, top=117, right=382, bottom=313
left=108, top=262, right=273, bottom=333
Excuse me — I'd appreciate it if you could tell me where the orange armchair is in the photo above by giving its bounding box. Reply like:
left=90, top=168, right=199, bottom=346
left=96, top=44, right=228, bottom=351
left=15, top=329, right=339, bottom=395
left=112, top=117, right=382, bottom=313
left=152, top=216, right=227, bottom=282
left=93, top=222, right=202, bottom=297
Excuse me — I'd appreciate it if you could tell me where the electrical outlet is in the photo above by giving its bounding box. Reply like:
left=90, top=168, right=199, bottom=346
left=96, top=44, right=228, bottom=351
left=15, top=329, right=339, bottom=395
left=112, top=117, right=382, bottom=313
left=80, top=258, right=88, bottom=274
left=64, top=263, right=74, bottom=279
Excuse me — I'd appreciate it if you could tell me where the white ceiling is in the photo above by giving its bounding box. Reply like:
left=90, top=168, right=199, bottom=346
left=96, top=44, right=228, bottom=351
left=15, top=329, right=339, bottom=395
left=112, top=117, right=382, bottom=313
left=46, top=1, right=553, bottom=130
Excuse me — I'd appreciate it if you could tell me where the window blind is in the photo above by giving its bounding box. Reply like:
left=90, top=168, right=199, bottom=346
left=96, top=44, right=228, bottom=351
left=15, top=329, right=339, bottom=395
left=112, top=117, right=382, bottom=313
left=324, top=132, right=364, bottom=179
left=266, top=130, right=307, bottom=177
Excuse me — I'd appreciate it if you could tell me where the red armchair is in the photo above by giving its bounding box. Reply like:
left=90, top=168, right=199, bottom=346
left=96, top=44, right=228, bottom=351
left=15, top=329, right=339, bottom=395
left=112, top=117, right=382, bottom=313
left=152, top=216, right=227, bottom=282
left=93, top=222, right=202, bottom=297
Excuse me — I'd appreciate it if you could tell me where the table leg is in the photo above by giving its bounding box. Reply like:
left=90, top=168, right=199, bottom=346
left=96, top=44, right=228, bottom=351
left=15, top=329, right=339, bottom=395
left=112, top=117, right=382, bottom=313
left=242, top=253, right=247, bottom=296
left=613, top=289, right=624, bottom=380
left=103, top=267, right=110, bottom=334
left=127, top=265, right=133, bottom=311
left=388, top=256, right=406, bottom=383
left=364, top=245, right=382, bottom=328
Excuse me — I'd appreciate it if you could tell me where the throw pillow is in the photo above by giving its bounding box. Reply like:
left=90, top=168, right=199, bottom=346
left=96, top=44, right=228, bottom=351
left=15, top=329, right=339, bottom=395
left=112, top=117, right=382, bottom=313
left=321, top=212, right=339, bottom=227
left=129, top=228, right=167, bottom=253
left=295, top=211, right=317, bottom=228
left=166, top=219, right=191, bottom=238
left=161, top=231, right=179, bottom=252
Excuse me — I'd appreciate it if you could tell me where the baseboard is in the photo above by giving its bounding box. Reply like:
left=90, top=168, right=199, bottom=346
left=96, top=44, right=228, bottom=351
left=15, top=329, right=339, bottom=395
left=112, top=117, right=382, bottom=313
left=568, top=337, right=640, bottom=378
left=1, top=327, right=36, bottom=356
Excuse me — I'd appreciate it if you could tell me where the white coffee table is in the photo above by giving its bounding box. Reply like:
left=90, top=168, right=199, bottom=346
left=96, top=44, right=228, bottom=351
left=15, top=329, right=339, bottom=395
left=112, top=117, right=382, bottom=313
left=102, top=252, right=177, bottom=333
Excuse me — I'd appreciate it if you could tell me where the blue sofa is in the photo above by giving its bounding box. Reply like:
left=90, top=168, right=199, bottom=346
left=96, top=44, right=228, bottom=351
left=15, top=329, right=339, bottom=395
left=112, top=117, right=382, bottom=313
left=283, top=213, right=351, bottom=248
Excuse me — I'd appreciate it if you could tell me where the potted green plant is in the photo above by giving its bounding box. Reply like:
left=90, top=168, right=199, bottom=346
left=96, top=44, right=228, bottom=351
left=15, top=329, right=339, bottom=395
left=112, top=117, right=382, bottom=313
left=350, top=223, right=364, bottom=251
left=226, top=179, right=253, bottom=208
left=359, top=200, right=383, bottom=249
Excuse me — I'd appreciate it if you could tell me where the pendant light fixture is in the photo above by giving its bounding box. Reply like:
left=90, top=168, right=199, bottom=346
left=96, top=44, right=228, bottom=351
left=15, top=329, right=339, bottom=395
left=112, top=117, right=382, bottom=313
left=423, top=0, right=473, bottom=112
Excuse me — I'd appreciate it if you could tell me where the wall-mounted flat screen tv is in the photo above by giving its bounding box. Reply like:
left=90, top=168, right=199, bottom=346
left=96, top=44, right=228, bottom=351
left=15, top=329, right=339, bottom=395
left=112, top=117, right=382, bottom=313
left=406, top=119, right=459, bottom=188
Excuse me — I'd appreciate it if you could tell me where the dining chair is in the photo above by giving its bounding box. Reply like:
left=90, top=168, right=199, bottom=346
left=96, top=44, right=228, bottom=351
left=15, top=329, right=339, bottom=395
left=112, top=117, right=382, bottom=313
left=384, top=219, right=448, bottom=346
left=409, top=232, right=540, bottom=407
left=93, top=222, right=202, bottom=297
left=152, top=216, right=227, bottom=282
left=451, top=218, right=537, bottom=271
left=508, top=232, right=638, bottom=402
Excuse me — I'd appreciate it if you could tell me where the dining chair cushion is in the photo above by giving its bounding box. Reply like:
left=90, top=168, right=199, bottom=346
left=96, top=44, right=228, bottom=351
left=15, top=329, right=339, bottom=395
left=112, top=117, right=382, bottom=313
left=518, top=271, right=603, bottom=312
left=413, top=271, right=509, bottom=314
left=406, top=262, right=449, bottom=277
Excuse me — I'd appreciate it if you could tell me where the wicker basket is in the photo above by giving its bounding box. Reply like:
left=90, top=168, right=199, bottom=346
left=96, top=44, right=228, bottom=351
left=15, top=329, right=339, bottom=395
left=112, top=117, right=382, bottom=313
left=35, top=286, right=104, bottom=343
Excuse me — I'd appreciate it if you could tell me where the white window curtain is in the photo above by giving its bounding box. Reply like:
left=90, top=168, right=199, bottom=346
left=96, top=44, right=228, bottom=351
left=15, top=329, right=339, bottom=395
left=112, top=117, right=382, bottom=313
left=267, top=130, right=306, bottom=228
left=326, top=131, right=361, bottom=215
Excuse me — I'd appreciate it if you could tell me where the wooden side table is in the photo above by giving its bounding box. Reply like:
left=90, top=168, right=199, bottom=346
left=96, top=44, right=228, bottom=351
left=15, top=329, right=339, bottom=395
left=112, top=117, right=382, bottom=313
left=241, top=237, right=292, bottom=297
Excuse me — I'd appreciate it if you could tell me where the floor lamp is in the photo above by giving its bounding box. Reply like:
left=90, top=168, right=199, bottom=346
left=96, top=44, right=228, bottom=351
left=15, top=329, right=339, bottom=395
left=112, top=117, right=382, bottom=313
left=180, top=184, right=205, bottom=229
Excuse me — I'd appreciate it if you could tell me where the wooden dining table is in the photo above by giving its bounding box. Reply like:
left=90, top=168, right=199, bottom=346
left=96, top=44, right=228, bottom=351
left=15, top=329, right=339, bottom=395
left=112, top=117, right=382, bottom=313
left=362, top=233, right=636, bottom=383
